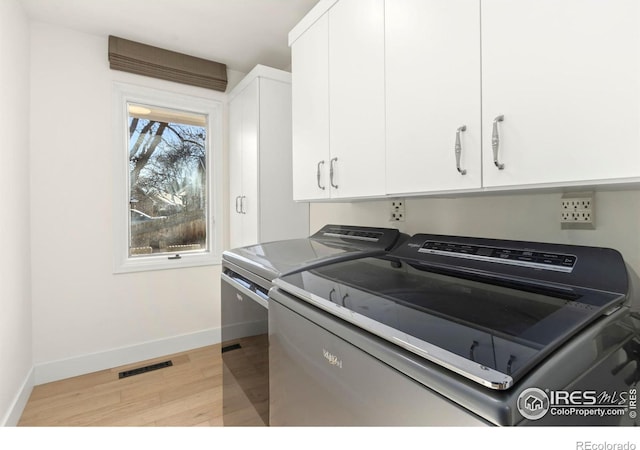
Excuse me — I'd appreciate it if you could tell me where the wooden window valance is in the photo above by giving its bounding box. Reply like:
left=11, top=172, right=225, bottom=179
left=108, top=35, right=228, bottom=92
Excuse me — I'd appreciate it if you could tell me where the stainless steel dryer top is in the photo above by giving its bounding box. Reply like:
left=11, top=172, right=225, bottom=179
left=222, top=224, right=406, bottom=282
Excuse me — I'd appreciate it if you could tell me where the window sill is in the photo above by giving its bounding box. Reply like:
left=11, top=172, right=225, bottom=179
left=113, top=252, right=221, bottom=274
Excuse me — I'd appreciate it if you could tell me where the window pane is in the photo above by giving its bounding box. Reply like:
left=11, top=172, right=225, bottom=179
left=127, top=103, right=208, bottom=257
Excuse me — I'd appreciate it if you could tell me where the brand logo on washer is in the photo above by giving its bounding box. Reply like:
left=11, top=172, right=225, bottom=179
left=322, top=348, right=343, bottom=369
left=517, top=387, right=550, bottom=420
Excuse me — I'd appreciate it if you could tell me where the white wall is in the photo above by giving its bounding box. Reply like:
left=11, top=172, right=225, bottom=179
left=0, top=0, right=33, bottom=426
left=29, top=22, right=239, bottom=383
left=310, top=189, right=640, bottom=306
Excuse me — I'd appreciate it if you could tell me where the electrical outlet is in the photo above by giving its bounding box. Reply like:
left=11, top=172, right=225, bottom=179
left=390, top=199, right=405, bottom=222
left=561, top=192, right=595, bottom=229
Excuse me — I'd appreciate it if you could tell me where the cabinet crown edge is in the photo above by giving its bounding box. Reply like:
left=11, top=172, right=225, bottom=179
left=227, top=65, right=291, bottom=101
left=288, top=0, right=338, bottom=46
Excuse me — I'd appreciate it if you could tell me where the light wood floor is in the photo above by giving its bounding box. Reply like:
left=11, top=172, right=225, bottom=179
left=19, top=344, right=225, bottom=426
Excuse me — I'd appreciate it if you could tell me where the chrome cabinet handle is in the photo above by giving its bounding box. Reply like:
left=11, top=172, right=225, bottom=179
left=455, top=125, right=467, bottom=175
left=492, top=115, right=505, bottom=170
left=235, top=196, right=241, bottom=214
left=329, top=157, right=338, bottom=189
left=316, top=160, right=326, bottom=190
left=240, top=196, right=246, bottom=214
left=329, top=288, right=336, bottom=302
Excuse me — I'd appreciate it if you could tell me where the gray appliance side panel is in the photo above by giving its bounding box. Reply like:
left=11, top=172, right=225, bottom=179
left=269, top=291, right=489, bottom=426
left=221, top=275, right=268, bottom=344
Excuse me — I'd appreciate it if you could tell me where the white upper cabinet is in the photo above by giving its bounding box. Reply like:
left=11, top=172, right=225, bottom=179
left=290, top=0, right=640, bottom=200
left=481, top=0, right=640, bottom=188
left=291, top=13, right=331, bottom=201
left=290, top=0, right=385, bottom=201
left=386, top=0, right=482, bottom=195
left=328, top=0, right=386, bottom=199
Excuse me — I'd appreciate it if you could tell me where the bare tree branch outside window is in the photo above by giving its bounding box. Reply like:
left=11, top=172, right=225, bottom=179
left=127, top=104, right=208, bottom=257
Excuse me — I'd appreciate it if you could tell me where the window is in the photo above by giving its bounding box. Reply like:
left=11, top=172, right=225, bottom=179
left=113, top=83, right=222, bottom=272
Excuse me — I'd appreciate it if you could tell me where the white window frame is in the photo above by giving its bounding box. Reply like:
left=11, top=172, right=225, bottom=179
left=112, top=82, right=223, bottom=273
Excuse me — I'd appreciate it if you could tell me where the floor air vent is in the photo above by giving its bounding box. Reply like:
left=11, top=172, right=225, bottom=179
left=221, top=343, right=242, bottom=353
left=118, top=360, right=173, bottom=379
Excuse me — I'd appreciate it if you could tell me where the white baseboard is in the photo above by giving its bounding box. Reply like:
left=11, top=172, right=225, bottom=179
left=1, top=367, right=34, bottom=427
left=34, top=327, right=221, bottom=385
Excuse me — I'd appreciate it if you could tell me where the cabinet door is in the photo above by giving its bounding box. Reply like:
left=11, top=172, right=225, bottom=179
left=228, top=87, right=244, bottom=249
left=385, top=0, right=481, bottom=195
left=329, top=0, right=386, bottom=198
left=229, top=80, right=260, bottom=249
left=291, top=14, right=331, bottom=201
left=240, top=79, right=260, bottom=247
left=482, top=0, right=640, bottom=188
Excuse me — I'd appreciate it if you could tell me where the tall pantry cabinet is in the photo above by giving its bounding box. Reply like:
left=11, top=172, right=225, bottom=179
left=228, top=65, right=309, bottom=249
